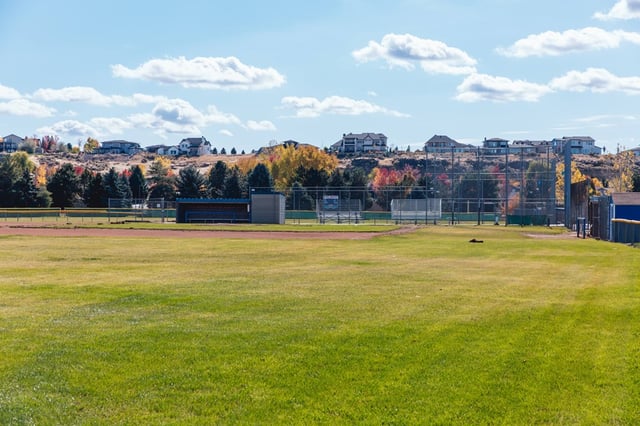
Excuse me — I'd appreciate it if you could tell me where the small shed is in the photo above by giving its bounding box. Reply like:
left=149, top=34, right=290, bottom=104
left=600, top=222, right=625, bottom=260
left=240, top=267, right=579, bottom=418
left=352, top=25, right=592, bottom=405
left=176, top=198, right=250, bottom=223
left=610, top=193, right=640, bottom=221
left=251, top=192, right=286, bottom=224
left=608, top=193, right=640, bottom=243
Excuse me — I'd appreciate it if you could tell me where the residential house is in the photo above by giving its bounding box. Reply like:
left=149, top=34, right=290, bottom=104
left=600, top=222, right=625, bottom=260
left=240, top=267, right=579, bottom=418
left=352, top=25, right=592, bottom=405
left=552, top=136, right=601, bottom=155
left=424, top=135, right=473, bottom=154
left=1, top=134, right=22, bottom=152
left=511, top=139, right=553, bottom=155
left=179, top=136, right=211, bottom=156
left=146, top=145, right=169, bottom=154
left=331, top=132, right=388, bottom=154
left=627, top=147, right=640, bottom=157
left=482, top=137, right=509, bottom=155
left=98, top=140, right=142, bottom=155
left=166, top=146, right=181, bottom=156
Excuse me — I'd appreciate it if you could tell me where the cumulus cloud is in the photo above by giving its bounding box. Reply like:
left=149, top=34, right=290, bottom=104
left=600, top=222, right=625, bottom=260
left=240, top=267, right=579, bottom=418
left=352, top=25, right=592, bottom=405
left=455, top=73, right=552, bottom=102
left=246, top=120, right=277, bottom=131
left=36, top=120, right=100, bottom=138
left=0, top=84, right=21, bottom=99
left=549, top=68, right=640, bottom=94
left=281, top=95, right=410, bottom=118
left=497, top=27, right=640, bottom=57
left=352, top=33, right=477, bottom=75
left=112, top=56, right=286, bottom=90
left=0, top=99, right=56, bottom=117
left=32, top=86, right=166, bottom=107
left=127, top=98, right=243, bottom=137
left=594, top=0, right=640, bottom=20
left=36, top=117, right=133, bottom=139
left=88, top=117, right=132, bottom=135
left=219, top=129, right=234, bottom=137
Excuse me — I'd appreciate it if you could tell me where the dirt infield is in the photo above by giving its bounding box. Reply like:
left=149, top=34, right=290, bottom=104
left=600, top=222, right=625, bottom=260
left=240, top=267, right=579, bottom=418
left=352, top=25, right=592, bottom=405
left=0, top=223, right=417, bottom=240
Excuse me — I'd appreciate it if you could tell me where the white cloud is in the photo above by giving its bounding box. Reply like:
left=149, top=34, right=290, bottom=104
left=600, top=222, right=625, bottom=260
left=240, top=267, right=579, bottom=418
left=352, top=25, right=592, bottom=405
left=367, top=91, right=378, bottom=97
left=246, top=120, right=276, bottom=131
left=35, top=117, right=133, bottom=139
left=219, top=129, right=234, bottom=137
left=0, top=99, right=56, bottom=117
left=36, top=120, right=100, bottom=138
left=127, top=98, right=242, bottom=137
left=594, top=0, right=640, bottom=20
left=88, top=117, right=132, bottom=135
left=352, top=33, right=477, bottom=75
left=497, top=27, right=640, bottom=57
left=455, top=73, right=552, bottom=102
left=573, top=114, right=638, bottom=123
left=205, top=105, right=242, bottom=125
left=32, top=86, right=166, bottom=107
left=0, top=84, right=21, bottom=100
left=549, top=68, right=640, bottom=94
left=112, top=56, right=286, bottom=90
left=281, top=95, right=410, bottom=118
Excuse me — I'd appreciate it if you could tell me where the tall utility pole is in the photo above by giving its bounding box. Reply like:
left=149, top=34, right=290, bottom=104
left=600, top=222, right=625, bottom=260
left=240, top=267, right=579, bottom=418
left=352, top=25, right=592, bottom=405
left=450, top=145, right=455, bottom=225
left=505, top=147, right=509, bottom=226
left=564, top=140, right=572, bottom=229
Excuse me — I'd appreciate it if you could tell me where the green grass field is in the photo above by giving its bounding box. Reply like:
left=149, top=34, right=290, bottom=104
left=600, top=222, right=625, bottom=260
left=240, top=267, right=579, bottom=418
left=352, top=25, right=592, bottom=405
left=1, top=225, right=639, bottom=424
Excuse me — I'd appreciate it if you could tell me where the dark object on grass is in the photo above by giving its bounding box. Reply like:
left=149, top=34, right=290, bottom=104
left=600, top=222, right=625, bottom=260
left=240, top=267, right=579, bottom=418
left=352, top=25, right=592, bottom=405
left=469, top=238, right=484, bottom=243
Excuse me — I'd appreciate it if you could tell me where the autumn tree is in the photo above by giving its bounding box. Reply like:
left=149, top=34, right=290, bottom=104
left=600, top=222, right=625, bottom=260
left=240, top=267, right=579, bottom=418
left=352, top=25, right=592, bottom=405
left=265, top=144, right=338, bottom=190
left=148, top=157, right=176, bottom=200
left=556, top=161, right=587, bottom=201
left=176, top=165, right=207, bottom=198
left=608, top=150, right=635, bottom=193
left=84, top=137, right=100, bottom=153
left=369, top=165, right=420, bottom=209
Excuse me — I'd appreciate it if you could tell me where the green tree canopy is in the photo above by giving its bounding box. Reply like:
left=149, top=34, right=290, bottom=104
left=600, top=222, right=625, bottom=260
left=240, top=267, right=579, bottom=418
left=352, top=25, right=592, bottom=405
left=223, top=167, right=244, bottom=198
left=208, top=161, right=227, bottom=198
left=47, top=163, right=81, bottom=207
left=247, top=163, right=273, bottom=191
left=128, top=165, right=148, bottom=200
left=177, top=165, right=207, bottom=198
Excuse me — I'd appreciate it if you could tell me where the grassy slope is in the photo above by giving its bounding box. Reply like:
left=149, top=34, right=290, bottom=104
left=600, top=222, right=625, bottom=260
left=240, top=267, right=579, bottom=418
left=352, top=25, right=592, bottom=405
left=0, top=226, right=639, bottom=424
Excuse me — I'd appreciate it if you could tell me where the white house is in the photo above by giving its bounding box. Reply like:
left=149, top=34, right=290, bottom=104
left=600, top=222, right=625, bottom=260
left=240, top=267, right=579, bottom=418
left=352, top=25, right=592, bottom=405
left=331, top=132, right=388, bottom=154
left=424, top=135, right=473, bottom=154
left=552, top=136, right=601, bottom=155
left=179, top=136, right=211, bottom=156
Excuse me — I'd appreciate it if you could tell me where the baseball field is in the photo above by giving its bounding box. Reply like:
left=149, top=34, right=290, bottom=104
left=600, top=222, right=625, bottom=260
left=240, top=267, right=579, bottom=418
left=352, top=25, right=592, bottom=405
left=0, top=224, right=638, bottom=424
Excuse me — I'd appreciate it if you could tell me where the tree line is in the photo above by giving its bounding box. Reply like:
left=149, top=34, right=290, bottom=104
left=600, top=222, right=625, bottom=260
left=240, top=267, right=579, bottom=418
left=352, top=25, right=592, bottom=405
left=1, top=143, right=638, bottom=211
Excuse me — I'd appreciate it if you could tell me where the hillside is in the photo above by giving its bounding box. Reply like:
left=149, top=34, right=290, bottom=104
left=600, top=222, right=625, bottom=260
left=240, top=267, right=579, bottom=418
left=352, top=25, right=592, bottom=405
left=30, top=150, right=639, bottom=185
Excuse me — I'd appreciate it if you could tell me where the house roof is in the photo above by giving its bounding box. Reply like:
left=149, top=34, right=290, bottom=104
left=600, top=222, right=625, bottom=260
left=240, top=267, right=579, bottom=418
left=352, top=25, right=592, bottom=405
left=181, top=137, right=210, bottom=147
left=102, top=139, right=140, bottom=146
left=611, top=193, right=640, bottom=205
left=341, top=132, right=386, bottom=140
left=424, top=135, right=468, bottom=147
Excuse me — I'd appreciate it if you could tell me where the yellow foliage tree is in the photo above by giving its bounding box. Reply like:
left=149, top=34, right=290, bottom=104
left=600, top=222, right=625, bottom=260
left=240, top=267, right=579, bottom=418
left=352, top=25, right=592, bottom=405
left=262, top=145, right=338, bottom=190
left=84, top=137, right=100, bottom=153
left=236, top=156, right=260, bottom=176
left=555, top=161, right=587, bottom=200
left=35, top=164, right=48, bottom=187
left=608, top=150, right=635, bottom=193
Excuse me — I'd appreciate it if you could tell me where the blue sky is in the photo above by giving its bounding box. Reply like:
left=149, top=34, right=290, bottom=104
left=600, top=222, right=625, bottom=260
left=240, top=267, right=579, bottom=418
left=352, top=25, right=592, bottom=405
left=1, top=0, right=639, bottom=153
